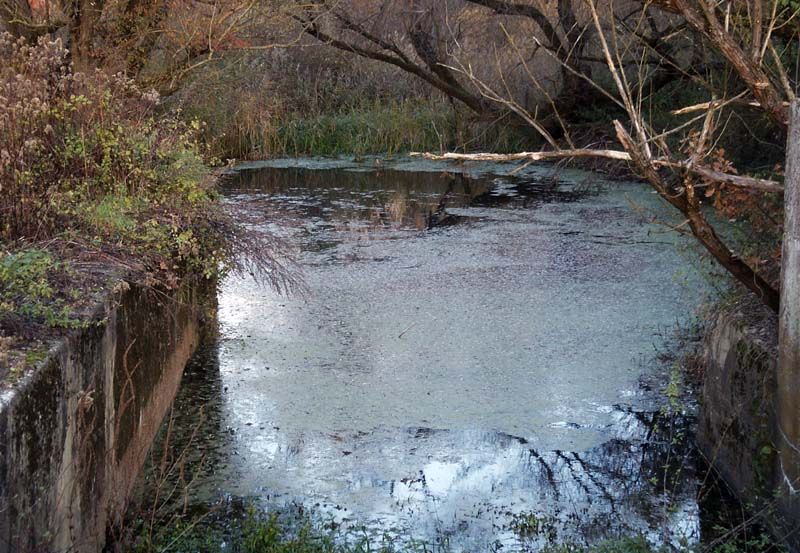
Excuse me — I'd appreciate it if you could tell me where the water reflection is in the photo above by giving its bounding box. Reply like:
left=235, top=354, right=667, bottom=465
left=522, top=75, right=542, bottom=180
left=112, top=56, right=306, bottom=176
left=147, top=336, right=701, bottom=551
left=138, top=342, right=234, bottom=508
left=226, top=167, right=588, bottom=246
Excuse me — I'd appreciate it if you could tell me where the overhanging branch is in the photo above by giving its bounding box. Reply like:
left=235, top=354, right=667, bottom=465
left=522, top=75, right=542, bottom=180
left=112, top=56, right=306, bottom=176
left=410, top=150, right=784, bottom=193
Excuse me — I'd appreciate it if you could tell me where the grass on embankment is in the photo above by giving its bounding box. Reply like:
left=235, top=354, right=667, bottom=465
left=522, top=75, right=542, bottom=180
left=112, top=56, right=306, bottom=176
left=165, top=49, right=532, bottom=161
left=177, top=70, right=530, bottom=161
left=228, top=100, right=530, bottom=159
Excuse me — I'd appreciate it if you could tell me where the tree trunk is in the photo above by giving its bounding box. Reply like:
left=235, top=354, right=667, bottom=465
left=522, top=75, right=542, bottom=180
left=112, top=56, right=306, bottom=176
left=65, top=0, right=105, bottom=68
left=778, top=100, right=800, bottom=498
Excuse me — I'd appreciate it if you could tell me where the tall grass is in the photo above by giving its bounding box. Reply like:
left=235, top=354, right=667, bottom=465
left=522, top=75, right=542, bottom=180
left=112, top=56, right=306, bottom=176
left=193, top=95, right=530, bottom=160
left=173, top=52, right=529, bottom=160
left=265, top=100, right=455, bottom=157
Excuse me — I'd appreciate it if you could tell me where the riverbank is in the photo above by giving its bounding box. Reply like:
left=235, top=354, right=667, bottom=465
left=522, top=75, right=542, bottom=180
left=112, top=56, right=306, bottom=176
left=698, top=292, right=800, bottom=551
left=0, top=35, right=296, bottom=386
left=0, top=36, right=218, bottom=382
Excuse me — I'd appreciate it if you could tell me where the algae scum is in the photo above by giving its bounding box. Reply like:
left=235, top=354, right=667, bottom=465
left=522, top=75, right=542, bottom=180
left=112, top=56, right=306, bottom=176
left=137, top=158, right=721, bottom=551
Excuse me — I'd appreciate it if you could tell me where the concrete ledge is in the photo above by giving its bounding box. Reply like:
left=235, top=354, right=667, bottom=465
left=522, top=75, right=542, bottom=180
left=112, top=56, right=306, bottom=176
left=0, top=281, right=207, bottom=553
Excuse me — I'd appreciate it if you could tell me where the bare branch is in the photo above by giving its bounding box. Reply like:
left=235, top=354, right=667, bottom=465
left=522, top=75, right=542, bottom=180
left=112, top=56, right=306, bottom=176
left=411, top=150, right=784, bottom=193
left=410, top=149, right=633, bottom=162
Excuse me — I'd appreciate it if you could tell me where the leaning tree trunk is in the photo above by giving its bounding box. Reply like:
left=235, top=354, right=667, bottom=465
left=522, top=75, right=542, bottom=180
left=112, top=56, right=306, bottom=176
left=778, top=100, right=800, bottom=500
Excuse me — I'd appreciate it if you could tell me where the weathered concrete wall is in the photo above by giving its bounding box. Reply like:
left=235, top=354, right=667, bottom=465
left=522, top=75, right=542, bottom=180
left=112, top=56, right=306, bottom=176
left=0, top=281, right=207, bottom=553
left=699, top=303, right=800, bottom=550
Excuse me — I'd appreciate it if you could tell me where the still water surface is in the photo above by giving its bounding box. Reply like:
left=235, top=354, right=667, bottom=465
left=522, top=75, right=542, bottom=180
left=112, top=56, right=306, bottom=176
left=146, top=158, right=716, bottom=551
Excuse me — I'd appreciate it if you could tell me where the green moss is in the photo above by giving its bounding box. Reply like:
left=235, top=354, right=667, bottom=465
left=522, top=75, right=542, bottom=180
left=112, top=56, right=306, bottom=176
left=543, top=537, right=662, bottom=553
left=24, top=349, right=48, bottom=365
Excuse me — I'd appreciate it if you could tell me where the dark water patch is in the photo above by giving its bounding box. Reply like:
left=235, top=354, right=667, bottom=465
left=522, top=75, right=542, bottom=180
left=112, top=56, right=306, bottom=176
left=224, top=166, right=592, bottom=247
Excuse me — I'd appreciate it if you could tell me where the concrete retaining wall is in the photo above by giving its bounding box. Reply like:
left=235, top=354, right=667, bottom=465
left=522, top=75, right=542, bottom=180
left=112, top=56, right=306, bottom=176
left=0, top=281, right=207, bottom=553
left=699, top=303, right=800, bottom=550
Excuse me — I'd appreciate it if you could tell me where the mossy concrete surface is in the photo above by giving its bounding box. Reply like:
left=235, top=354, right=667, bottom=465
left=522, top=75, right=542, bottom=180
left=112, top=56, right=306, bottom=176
left=0, top=281, right=206, bottom=553
left=699, top=302, right=800, bottom=551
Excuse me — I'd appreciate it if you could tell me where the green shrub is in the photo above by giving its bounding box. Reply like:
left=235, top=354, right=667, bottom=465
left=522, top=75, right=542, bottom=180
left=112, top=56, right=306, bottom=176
left=0, top=32, right=218, bottom=256
left=0, top=33, right=293, bottom=339
left=0, top=249, right=81, bottom=329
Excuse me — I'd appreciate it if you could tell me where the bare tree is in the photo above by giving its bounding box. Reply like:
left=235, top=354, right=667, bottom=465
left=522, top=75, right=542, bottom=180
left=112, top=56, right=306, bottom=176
left=292, top=0, right=700, bottom=142
left=1, top=0, right=293, bottom=79
left=293, top=2, right=492, bottom=116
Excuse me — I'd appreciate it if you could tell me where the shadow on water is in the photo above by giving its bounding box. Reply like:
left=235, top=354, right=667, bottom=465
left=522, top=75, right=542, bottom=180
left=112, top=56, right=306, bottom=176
left=141, top=341, right=233, bottom=503
left=124, top=162, right=765, bottom=552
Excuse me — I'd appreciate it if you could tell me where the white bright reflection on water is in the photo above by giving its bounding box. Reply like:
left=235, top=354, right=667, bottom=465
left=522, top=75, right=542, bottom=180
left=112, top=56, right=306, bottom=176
left=207, top=158, right=708, bottom=550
